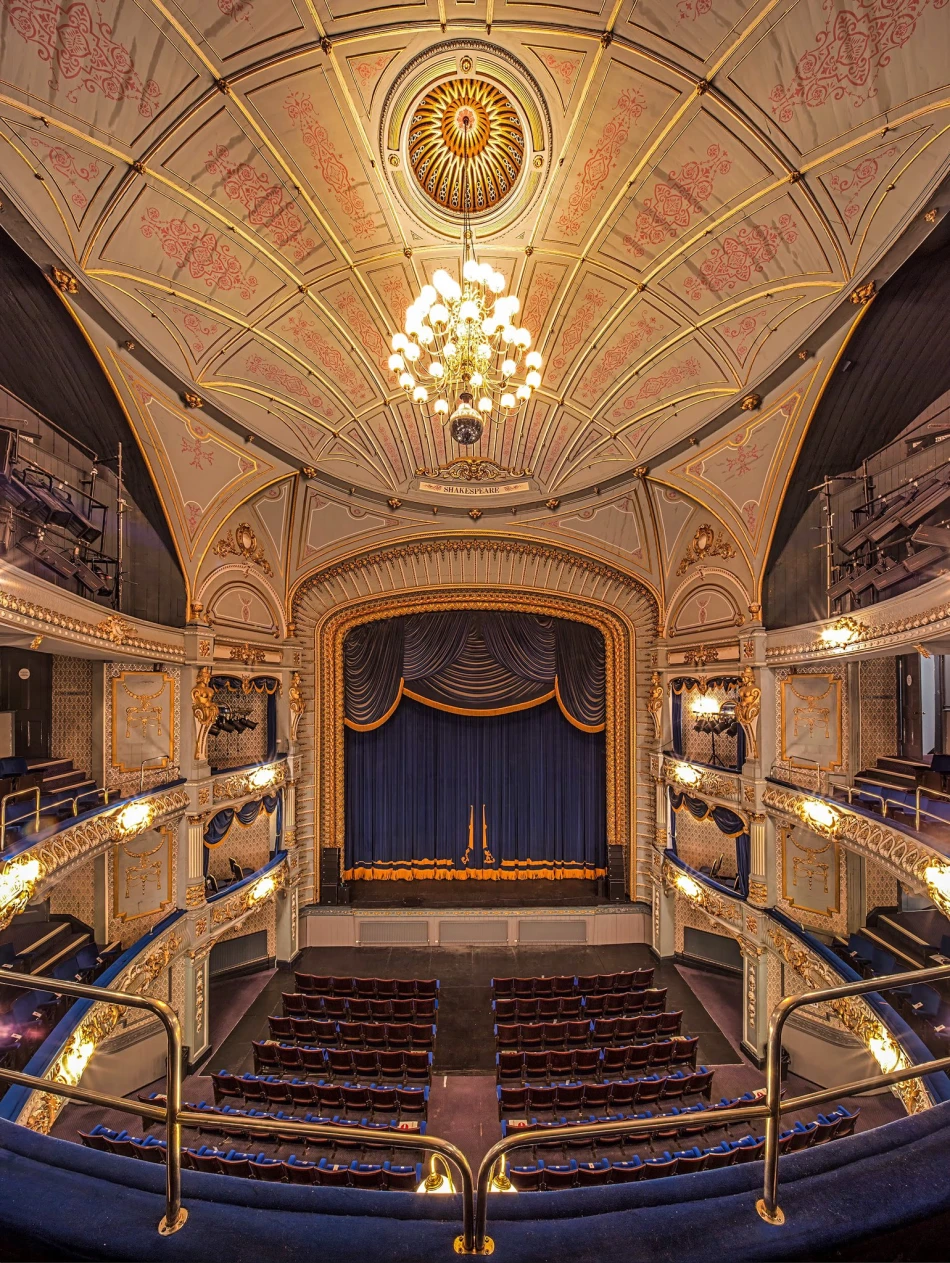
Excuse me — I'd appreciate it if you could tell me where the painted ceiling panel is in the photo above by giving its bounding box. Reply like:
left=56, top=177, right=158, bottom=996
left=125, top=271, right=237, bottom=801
left=0, top=0, right=946, bottom=531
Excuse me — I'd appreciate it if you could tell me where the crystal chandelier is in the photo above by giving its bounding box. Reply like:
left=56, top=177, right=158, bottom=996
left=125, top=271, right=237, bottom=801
left=388, top=109, right=542, bottom=446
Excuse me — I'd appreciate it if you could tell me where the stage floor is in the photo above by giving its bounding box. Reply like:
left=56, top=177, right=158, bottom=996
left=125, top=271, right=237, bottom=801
left=345, top=877, right=612, bottom=909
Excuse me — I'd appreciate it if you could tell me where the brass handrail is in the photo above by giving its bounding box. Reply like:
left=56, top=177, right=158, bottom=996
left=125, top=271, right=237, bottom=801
left=0, top=969, right=477, bottom=1251
left=0, top=785, right=41, bottom=848
left=473, top=962, right=950, bottom=1254
left=0, top=967, right=187, bottom=1235
left=758, top=960, right=950, bottom=1224
left=70, top=785, right=110, bottom=816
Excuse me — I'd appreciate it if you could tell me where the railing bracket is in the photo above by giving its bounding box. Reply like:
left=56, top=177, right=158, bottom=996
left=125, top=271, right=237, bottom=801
left=455, top=1234, right=493, bottom=1255
left=158, top=1209, right=188, bottom=1235
left=755, top=1199, right=785, bottom=1226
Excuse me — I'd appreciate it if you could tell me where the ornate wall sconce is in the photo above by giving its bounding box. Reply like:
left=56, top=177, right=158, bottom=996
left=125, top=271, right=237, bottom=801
left=673, top=870, right=703, bottom=901
left=798, top=798, right=840, bottom=837
left=818, top=616, right=864, bottom=649
left=247, top=765, right=277, bottom=792
left=247, top=872, right=277, bottom=905
left=114, top=799, right=157, bottom=840
left=923, top=864, right=950, bottom=919
left=0, top=857, right=42, bottom=924
left=669, top=761, right=702, bottom=787
left=868, top=1028, right=903, bottom=1075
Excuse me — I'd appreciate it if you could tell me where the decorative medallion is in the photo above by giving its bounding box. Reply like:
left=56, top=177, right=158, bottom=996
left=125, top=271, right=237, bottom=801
left=407, top=78, right=525, bottom=214
left=415, top=456, right=530, bottom=482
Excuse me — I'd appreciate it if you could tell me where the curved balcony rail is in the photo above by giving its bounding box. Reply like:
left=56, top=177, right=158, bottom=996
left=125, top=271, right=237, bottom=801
left=763, top=778, right=950, bottom=916
left=660, top=851, right=950, bottom=1113
left=659, top=752, right=743, bottom=805
left=206, top=850, right=289, bottom=935
left=211, top=756, right=287, bottom=807
left=0, top=968, right=475, bottom=1248
left=0, top=780, right=189, bottom=932
left=765, top=572, right=950, bottom=666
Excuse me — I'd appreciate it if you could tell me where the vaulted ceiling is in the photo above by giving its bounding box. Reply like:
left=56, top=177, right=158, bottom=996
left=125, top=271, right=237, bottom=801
left=0, top=0, right=948, bottom=515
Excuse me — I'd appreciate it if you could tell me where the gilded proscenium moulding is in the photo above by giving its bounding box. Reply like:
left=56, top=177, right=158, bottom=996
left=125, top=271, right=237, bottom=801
left=191, top=666, right=218, bottom=763
left=289, top=671, right=305, bottom=742
left=212, top=760, right=286, bottom=803
left=0, top=787, right=190, bottom=931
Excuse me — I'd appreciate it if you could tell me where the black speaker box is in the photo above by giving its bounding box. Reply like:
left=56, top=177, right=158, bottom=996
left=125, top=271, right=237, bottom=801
left=320, top=848, right=342, bottom=905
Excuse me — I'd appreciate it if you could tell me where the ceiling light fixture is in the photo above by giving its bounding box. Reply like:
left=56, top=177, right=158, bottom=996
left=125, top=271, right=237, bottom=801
left=390, top=92, right=541, bottom=447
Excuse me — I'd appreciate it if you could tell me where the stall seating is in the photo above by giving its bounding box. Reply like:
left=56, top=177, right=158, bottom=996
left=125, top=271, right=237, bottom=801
left=493, top=1012, right=683, bottom=1050
left=492, top=989, right=667, bottom=1021
left=491, top=970, right=654, bottom=998
left=79, top=1126, right=424, bottom=1189
left=281, top=993, right=437, bottom=1021
left=497, top=1070, right=714, bottom=1116
left=294, top=975, right=438, bottom=1000
left=251, top=1042, right=433, bottom=1082
left=210, top=1072, right=428, bottom=1117
left=495, top=1038, right=699, bottom=1082
left=267, top=1018, right=436, bottom=1049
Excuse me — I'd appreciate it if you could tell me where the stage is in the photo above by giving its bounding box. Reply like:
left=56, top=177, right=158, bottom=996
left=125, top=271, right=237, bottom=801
left=345, top=877, right=613, bottom=909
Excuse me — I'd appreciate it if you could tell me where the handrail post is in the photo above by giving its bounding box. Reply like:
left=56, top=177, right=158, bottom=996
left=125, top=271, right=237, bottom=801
left=757, top=998, right=790, bottom=1225
left=155, top=997, right=186, bottom=1236
left=0, top=785, right=42, bottom=848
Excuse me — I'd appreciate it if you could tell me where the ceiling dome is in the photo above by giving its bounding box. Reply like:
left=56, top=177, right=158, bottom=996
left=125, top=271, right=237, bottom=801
left=407, top=78, right=525, bottom=214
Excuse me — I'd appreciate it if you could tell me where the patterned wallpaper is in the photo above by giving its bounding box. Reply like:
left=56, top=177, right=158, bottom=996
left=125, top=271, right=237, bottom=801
left=681, top=684, right=741, bottom=769
left=216, top=900, right=276, bottom=957
left=206, top=808, right=272, bottom=883
left=673, top=809, right=736, bottom=880
left=207, top=687, right=267, bottom=770
left=866, top=858, right=899, bottom=916
left=859, top=658, right=898, bottom=770
left=51, top=656, right=93, bottom=776
left=47, top=852, right=96, bottom=929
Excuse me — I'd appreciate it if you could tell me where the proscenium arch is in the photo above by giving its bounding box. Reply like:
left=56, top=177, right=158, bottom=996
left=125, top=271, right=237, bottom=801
left=291, top=536, right=659, bottom=904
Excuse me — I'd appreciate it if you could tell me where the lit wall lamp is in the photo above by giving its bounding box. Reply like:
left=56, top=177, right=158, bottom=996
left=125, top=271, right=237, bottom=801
left=818, top=616, right=864, bottom=650
left=247, top=765, right=277, bottom=792
left=798, top=798, right=840, bottom=836
left=691, top=693, right=721, bottom=717
left=669, top=762, right=702, bottom=787
left=674, top=871, right=703, bottom=901
left=248, top=872, right=277, bottom=905
left=868, top=1029, right=903, bottom=1076
left=416, top=1155, right=456, bottom=1194
left=0, top=857, right=42, bottom=919
left=113, top=799, right=157, bottom=840
left=923, top=864, right=950, bottom=918
left=57, top=1032, right=96, bottom=1087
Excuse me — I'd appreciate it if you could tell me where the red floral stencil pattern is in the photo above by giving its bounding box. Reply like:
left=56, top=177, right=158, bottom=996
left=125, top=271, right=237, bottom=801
left=4, top=0, right=161, bottom=116
left=204, top=145, right=316, bottom=262
left=623, top=144, right=732, bottom=257
left=140, top=207, right=258, bottom=301
left=683, top=215, right=797, bottom=300
left=770, top=0, right=948, bottom=123
left=284, top=91, right=375, bottom=239
left=557, top=88, right=647, bottom=237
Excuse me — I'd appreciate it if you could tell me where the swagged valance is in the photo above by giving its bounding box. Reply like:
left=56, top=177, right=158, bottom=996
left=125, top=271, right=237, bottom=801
left=344, top=612, right=605, bottom=733
left=668, top=787, right=751, bottom=897
left=204, top=793, right=281, bottom=847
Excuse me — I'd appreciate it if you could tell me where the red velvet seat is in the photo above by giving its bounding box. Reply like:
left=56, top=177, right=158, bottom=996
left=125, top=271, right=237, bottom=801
left=282, top=992, right=306, bottom=1015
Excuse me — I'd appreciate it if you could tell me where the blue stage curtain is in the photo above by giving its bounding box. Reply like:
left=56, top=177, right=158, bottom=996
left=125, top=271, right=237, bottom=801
left=343, top=611, right=605, bottom=731
left=344, top=697, right=606, bottom=879
left=344, top=618, right=405, bottom=728
left=671, top=691, right=684, bottom=756
left=735, top=832, right=751, bottom=897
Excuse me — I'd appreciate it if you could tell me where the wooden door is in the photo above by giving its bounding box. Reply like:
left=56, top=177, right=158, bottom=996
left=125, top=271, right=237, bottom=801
left=898, top=653, right=923, bottom=760
left=0, top=647, right=52, bottom=758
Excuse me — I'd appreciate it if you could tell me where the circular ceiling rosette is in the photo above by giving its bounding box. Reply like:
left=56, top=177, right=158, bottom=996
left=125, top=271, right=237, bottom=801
left=407, top=78, right=525, bottom=215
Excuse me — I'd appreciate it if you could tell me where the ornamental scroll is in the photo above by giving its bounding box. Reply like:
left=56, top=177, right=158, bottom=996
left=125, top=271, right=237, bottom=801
left=111, top=671, right=175, bottom=774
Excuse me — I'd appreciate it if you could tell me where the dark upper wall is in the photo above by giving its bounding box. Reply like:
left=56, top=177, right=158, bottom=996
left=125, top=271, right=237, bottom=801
left=0, top=228, right=186, bottom=626
left=765, top=220, right=950, bottom=628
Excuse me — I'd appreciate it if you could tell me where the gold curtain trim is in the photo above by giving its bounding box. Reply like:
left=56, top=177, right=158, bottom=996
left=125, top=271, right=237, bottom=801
left=554, top=676, right=605, bottom=733
left=401, top=685, right=555, bottom=718
left=344, top=680, right=406, bottom=731
left=343, top=862, right=606, bottom=881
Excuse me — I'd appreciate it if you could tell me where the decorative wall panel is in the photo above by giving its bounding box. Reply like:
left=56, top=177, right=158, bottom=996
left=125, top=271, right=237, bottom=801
left=51, top=657, right=93, bottom=779
left=105, top=664, right=181, bottom=795
left=778, top=823, right=844, bottom=930
left=778, top=669, right=845, bottom=773
left=112, top=828, right=173, bottom=930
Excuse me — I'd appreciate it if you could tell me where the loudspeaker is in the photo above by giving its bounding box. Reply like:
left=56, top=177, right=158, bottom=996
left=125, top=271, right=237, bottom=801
left=605, top=844, right=628, bottom=902
left=320, top=848, right=342, bottom=905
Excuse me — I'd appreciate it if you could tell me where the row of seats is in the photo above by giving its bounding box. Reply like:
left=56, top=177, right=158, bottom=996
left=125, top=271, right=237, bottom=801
left=211, top=1072, right=428, bottom=1116
left=492, top=970, right=654, bottom=997
left=502, top=1108, right=860, bottom=1188
left=493, top=989, right=667, bottom=1020
left=496, top=1038, right=698, bottom=1080
left=281, top=993, right=437, bottom=1020
left=267, top=1018, right=436, bottom=1048
left=494, top=1012, right=683, bottom=1049
left=294, top=974, right=438, bottom=998
left=253, top=1041, right=433, bottom=1080
left=497, top=1070, right=713, bottom=1116
left=79, top=1128, right=422, bottom=1189
left=138, top=1094, right=427, bottom=1148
